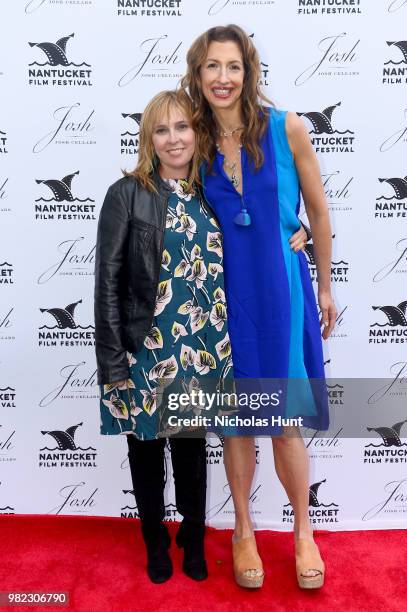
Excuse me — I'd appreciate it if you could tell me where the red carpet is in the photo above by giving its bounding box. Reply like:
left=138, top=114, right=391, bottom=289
left=0, top=515, right=406, bottom=612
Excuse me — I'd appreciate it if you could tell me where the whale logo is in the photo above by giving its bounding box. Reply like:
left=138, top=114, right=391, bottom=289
left=40, top=421, right=96, bottom=452
left=121, top=112, right=142, bottom=137
left=378, top=176, right=407, bottom=200
left=366, top=419, right=407, bottom=447
left=28, top=33, right=90, bottom=67
left=297, top=102, right=343, bottom=135
left=35, top=171, right=93, bottom=203
left=39, top=298, right=93, bottom=330
left=372, top=301, right=407, bottom=327
left=386, top=41, right=407, bottom=64
left=284, top=479, right=338, bottom=509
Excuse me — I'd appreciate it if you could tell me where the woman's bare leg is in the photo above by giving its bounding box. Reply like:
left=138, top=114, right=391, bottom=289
left=223, top=436, right=256, bottom=539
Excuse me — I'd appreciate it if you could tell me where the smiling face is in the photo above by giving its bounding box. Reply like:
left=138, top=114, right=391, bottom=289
left=151, top=105, right=195, bottom=179
left=199, top=40, right=245, bottom=112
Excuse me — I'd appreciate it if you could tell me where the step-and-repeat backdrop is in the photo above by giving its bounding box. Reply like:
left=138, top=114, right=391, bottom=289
left=1, top=0, right=407, bottom=530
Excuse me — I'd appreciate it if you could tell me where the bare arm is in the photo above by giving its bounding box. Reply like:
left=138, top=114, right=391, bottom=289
left=286, top=111, right=336, bottom=339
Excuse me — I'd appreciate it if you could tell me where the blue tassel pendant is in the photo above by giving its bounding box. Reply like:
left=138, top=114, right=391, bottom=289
left=234, top=208, right=251, bottom=226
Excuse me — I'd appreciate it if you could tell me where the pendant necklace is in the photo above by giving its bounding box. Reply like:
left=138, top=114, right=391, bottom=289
left=216, top=138, right=251, bottom=227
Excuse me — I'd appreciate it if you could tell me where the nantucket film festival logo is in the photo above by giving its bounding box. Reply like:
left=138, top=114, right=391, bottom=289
left=305, top=237, right=349, bottom=283
left=364, top=419, right=407, bottom=465
left=118, top=35, right=183, bottom=87
left=298, top=102, right=355, bottom=154
left=207, top=0, right=275, bottom=16
left=375, top=173, right=407, bottom=220
left=38, top=361, right=98, bottom=407
left=369, top=300, right=407, bottom=345
left=48, top=482, right=98, bottom=515
left=297, top=0, right=362, bottom=15
left=0, top=424, right=16, bottom=463
left=34, top=170, right=96, bottom=221
left=38, top=298, right=95, bottom=348
left=295, top=32, right=360, bottom=86
left=121, top=493, right=181, bottom=521
left=382, top=41, right=407, bottom=86
left=37, top=236, right=95, bottom=284
left=206, top=435, right=260, bottom=466
left=0, top=262, right=14, bottom=285
left=0, top=483, right=15, bottom=515
left=33, top=103, right=96, bottom=154
left=117, top=0, right=183, bottom=16
left=0, top=178, right=10, bottom=214
left=248, top=34, right=270, bottom=87
left=121, top=113, right=141, bottom=155
left=28, top=33, right=93, bottom=87
left=39, top=422, right=97, bottom=469
left=283, top=479, right=339, bottom=525
left=0, top=385, right=16, bottom=409
left=0, top=127, right=8, bottom=154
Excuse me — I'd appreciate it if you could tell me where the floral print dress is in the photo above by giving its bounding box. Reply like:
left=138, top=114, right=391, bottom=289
left=99, top=179, right=233, bottom=440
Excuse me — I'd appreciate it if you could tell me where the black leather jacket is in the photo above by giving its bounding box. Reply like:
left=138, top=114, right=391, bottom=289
left=94, top=171, right=312, bottom=385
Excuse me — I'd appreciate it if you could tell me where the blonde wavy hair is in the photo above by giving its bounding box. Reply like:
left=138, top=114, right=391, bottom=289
left=180, top=24, right=273, bottom=171
left=125, top=89, right=200, bottom=193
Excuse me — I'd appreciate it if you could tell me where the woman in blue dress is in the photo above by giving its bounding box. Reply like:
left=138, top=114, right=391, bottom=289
left=182, top=25, right=336, bottom=589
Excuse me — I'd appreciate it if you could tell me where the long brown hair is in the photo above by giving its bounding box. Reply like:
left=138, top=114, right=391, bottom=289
left=180, top=24, right=273, bottom=171
left=125, top=89, right=199, bottom=193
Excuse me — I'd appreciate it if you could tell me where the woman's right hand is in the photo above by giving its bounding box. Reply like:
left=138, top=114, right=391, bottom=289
left=112, top=379, right=127, bottom=389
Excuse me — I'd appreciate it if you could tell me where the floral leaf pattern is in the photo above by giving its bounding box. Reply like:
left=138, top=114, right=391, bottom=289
left=99, top=178, right=234, bottom=439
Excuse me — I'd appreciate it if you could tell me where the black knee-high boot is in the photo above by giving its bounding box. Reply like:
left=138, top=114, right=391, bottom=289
left=170, top=436, right=208, bottom=581
left=127, top=435, right=172, bottom=583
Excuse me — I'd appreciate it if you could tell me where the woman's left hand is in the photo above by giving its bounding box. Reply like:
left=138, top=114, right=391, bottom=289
left=318, top=290, right=337, bottom=339
left=289, top=225, right=307, bottom=252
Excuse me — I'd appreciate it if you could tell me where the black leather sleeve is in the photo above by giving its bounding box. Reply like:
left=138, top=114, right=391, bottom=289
left=300, top=220, right=312, bottom=242
left=94, top=184, right=130, bottom=385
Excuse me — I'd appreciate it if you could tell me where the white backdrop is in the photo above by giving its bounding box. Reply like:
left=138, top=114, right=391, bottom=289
left=1, top=0, right=407, bottom=530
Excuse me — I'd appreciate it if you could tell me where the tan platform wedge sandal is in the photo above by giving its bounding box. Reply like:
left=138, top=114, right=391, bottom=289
left=295, top=538, right=325, bottom=589
left=232, top=535, right=265, bottom=589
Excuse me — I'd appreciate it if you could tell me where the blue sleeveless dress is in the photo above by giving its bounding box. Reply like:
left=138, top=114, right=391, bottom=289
left=201, top=108, right=329, bottom=431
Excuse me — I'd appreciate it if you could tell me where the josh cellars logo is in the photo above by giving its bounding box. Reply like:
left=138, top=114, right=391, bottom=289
left=322, top=171, right=353, bottom=212
left=34, top=170, right=96, bottom=221
left=369, top=299, right=407, bottom=344
left=118, top=35, right=183, bottom=87
left=38, top=361, right=98, bottom=407
left=25, top=0, right=93, bottom=14
left=37, top=237, right=95, bottom=284
left=0, top=424, right=16, bottom=463
left=207, top=0, right=275, bottom=16
left=283, top=478, right=339, bottom=524
left=380, top=107, right=407, bottom=152
left=28, top=32, right=93, bottom=87
left=388, top=0, right=407, bottom=11
left=39, top=422, right=97, bottom=468
left=0, top=307, right=14, bottom=342
left=373, top=237, right=407, bottom=282
left=48, top=482, right=98, bottom=515
left=0, top=178, right=10, bottom=213
left=33, top=103, right=95, bottom=154
left=298, top=101, right=355, bottom=154
left=295, top=32, right=360, bottom=86
left=117, top=0, right=183, bottom=16
left=38, top=298, right=95, bottom=348
left=362, top=477, right=407, bottom=521
left=297, top=0, right=362, bottom=15
left=121, top=113, right=141, bottom=155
